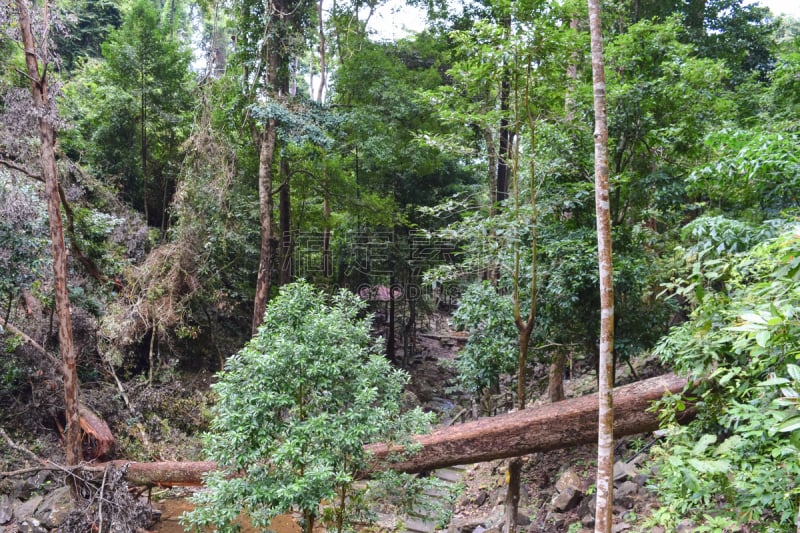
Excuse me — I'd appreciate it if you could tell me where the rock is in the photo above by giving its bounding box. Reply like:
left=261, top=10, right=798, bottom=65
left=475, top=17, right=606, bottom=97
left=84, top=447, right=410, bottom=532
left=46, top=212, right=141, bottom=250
left=416, top=382, right=435, bottom=402
left=33, top=486, right=71, bottom=528
left=555, top=467, right=584, bottom=494
left=650, top=527, right=665, bottom=533
left=616, top=480, right=640, bottom=509
left=12, top=495, right=42, bottom=522
left=515, top=513, right=531, bottom=527
left=577, top=493, right=596, bottom=524
left=615, top=481, right=639, bottom=499
left=17, top=518, right=46, bottom=533
left=484, top=505, right=505, bottom=529
left=549, top=513, right=566, bottom=530
left=492, top=486, right=507, bottom=506
left=472, top=525, right=487, bottom=533
left=613, top=461, right=638, bottom=481
left=0, top=495, right=13, bottom=525
left=474, top=490, right=488, bottom=507
left=612, top=523, right=631, bottom=532
left=10, top=480, right=33, bottom=501
left=452, top=516, right=486, bottom=533
left=401, top=390, right=421, bottom=410
left=676, top=520, right=696, bottom=532
left=551, top=487, right=581, bottom=512
left=24, top=473, right=49, bottom=491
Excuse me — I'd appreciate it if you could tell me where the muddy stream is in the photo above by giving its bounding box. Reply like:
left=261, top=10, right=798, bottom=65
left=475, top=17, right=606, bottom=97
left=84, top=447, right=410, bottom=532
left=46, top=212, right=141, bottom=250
left=153, top=498, right=302, bottom=533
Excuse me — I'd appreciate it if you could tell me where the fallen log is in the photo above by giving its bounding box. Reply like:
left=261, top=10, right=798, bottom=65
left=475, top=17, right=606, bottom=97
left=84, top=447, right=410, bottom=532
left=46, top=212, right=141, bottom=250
left=86, top=373, right=691, bottom=486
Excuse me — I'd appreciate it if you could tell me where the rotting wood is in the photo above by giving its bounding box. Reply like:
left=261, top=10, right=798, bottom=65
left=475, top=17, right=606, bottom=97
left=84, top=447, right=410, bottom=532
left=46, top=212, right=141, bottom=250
left=85, top=373, right=691, bottom=486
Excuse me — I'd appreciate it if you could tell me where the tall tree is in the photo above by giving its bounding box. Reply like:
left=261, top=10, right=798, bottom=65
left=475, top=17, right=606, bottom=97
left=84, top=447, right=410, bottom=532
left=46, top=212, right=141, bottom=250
left=13, top=0, right=82, bottom=494
left=100, top=0, right=192, bottom=228
left=241, top=0, right=316, bottom=332
left=588, top=0, right=615, bottom=529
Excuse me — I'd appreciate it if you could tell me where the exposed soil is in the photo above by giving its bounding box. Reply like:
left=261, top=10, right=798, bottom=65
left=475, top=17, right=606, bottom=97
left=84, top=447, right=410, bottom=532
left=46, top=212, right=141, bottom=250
left=153, top=498, right=303, bottom=533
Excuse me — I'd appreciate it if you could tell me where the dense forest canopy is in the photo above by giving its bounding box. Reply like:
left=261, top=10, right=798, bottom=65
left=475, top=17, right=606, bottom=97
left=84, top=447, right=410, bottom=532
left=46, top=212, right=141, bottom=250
left=1, top=0, right=800, bottom=529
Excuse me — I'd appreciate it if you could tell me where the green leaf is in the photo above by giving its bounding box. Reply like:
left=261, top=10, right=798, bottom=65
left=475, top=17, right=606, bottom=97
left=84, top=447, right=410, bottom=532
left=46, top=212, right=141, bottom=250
left=760, top=376, right=790, bottom=387
left=755, top=329, right=771, bottom=348
left=777, top=416, right=800, bottom=433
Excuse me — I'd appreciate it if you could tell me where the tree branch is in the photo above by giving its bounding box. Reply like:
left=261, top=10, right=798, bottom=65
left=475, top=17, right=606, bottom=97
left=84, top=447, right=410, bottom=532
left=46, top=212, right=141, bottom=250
left=0, top=316, right=61, bottom=368
left=0, top=157, right=41, bottom=180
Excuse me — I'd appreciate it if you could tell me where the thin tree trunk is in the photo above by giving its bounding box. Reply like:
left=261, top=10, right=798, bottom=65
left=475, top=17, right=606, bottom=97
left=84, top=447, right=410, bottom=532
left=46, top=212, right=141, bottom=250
left=316, top=0, right=326, bottom=102
left=496, top=80, right=511, bottom=206
left=141, top=63, right=148, bottom=225
left=252, top=124, right=277, bottom=333
left=322, top=185, right=332, bottom=277
left=279, top=160, right=292, bottom=286
left=504, top=457, right=522, bottom=533
left=387, top=273, right=396, bottom=362
left=587, top=0, right=615, bottom=528
left=565, top=17, right=579, bottom=121
left=15, top=0, right=82, bottom=498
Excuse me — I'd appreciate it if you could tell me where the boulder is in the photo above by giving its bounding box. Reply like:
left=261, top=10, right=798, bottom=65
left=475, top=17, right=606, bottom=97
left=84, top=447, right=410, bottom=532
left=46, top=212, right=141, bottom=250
left=13, top=495, right=43, bottom=522
left=473, top=489, right=488, bottom=507
left=577, top=493, right=596, bottom=526
left=18, top=518, right=47, bottom=533
left=613, top=461, right=638, bottom=482
left=0, top=494, right=13, bottom=525
left=34, top=486, right=71, bottom=528
left=555, top=467, right=584, bottom=493
left=550, top=487, right=581, bottom=512
left=451, top=515, right=487, bottom=533
left=615, top=481, right=639, bottom=500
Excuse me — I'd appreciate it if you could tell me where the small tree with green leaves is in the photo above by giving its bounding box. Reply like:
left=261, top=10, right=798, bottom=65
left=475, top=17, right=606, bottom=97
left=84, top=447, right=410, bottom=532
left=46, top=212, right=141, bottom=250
left=183, top=281, right=433, bottom=533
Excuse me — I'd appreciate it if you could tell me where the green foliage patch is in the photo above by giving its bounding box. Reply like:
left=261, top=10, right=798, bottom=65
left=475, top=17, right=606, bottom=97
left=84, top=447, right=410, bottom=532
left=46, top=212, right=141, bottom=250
left=183, top=281, right=433, bottom=533
left=649, top=222, right=800, bottom=530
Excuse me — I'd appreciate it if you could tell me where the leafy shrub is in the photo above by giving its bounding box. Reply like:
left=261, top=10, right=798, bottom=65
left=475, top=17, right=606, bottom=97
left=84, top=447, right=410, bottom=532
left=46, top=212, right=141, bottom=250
left=183, top=281, right=433, bottom=533
left=649, top=222, right=800, bottom=530
left=450, top=281, right=517, bottom=397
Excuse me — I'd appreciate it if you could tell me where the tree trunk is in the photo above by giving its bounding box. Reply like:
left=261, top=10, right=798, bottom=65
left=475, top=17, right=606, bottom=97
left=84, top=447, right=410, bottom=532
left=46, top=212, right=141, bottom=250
left=587, top=0, right=614, bottom=527
left=90, top=373, right=690, bottom=486
left=252, top=124, right=277, bottom=333
left=504, top=457, right=522, bottom=533
left=565, top=17, right=580, bottom=121
left=15, top=0, right=82, bottom=498
left=279, top=159, right=292, bottom=286
left=496, top=80, right=511, bottom=206
left=387, top=273, right=396, bottom=362
left=322, top=185, right=332, bottom=278
left=316, top=0, right=326, bottom=102
left=548, top=350, right=567, bottom=403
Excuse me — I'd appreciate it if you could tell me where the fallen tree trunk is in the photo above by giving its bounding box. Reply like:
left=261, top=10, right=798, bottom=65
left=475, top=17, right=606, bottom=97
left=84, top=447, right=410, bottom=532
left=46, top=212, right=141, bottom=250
left=86, top=373, right=691, bottom=486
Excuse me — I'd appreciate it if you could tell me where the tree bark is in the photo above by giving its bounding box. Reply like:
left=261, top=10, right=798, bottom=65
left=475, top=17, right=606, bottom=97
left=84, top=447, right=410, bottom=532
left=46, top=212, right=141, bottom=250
left=252, top=124, right=277, bottom=334
left=279, top=159, right=292, bottom=286
left=548, top=350, right=567, bottom=403
left=88, top=373, right=690, bottom=486
left=316, top=0, right=326, bottom=102
left=587, top=0, right=614, bottom=528
left=15, top=0, right=83, bottom=497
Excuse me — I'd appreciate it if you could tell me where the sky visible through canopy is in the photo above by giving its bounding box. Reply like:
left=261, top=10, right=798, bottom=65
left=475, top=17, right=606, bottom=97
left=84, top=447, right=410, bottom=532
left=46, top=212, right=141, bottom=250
left=368, top=0, right=799, bottom=41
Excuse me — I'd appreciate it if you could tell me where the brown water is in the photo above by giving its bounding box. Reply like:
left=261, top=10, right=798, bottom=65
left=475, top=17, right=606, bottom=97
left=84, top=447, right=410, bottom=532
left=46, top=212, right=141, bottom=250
left=153, top=498, right=302, bottom=533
